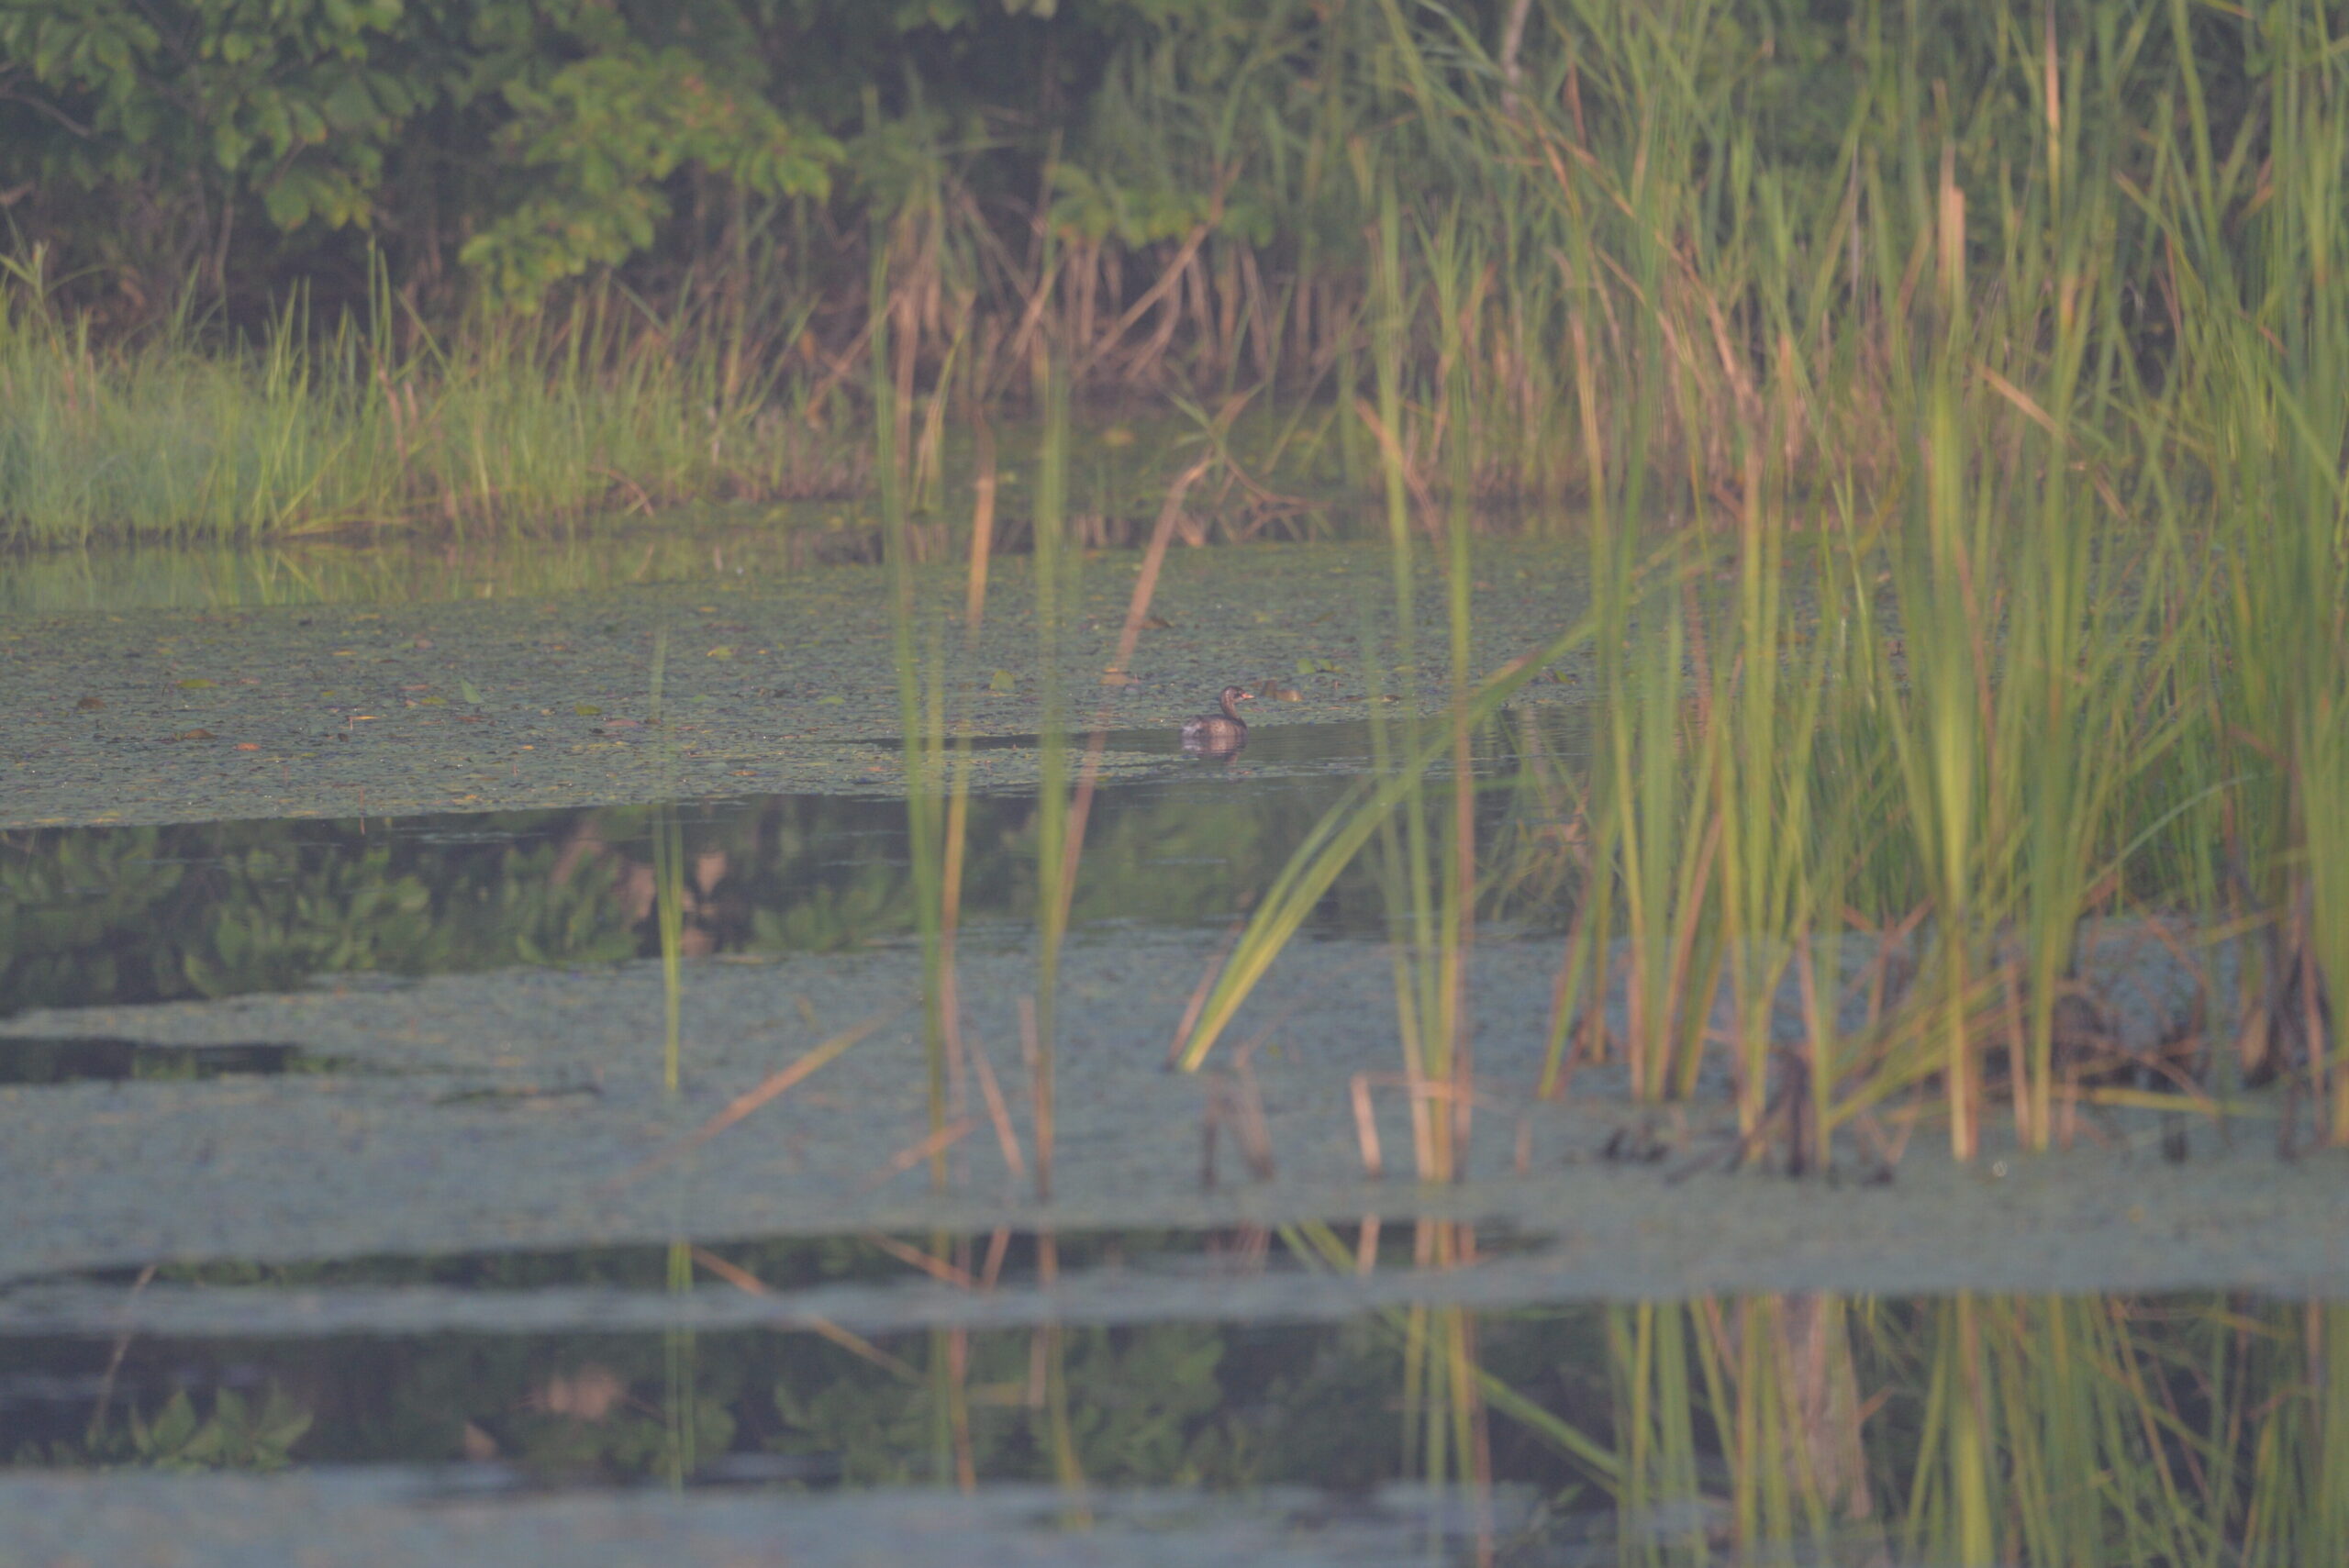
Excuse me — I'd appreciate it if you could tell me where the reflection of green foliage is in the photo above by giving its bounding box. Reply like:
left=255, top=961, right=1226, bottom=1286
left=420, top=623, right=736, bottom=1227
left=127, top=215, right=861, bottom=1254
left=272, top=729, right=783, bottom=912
left=25, top=1385, right=314, bottom=1472
left=1060, top=1325, right=1237, bottom=1484
left=502, top=1394, right=735, bottom=1481
left=0, top=825, right=184, bottom=1010
left=1, top=814, right=637, bottom=1012
left=749, top=873, right=911, bottom=954
left=771, top=1354, right=940, bottom=1485
left=4, top=710, right=1576, bottom=1017
left=124, top=1386, right=313, bottom=1472
left=6, top=767, right=1455, bottom=1013
left=12, top=1278, right=2340, bottom=1568
left=769, top=1323, right=1248, bottom=1486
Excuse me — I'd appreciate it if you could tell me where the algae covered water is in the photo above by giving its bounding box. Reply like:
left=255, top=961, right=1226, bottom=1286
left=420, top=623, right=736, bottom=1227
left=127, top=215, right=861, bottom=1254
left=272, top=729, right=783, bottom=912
left=2, top=709, right=1581, bottom=1017
left=6, top=531, right=2346, bottom=1567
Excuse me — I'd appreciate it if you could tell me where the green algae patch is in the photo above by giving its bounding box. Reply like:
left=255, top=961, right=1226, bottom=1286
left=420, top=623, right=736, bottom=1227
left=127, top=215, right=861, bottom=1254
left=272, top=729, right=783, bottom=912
left=1, top=539, right=1595, bottom=830
left=2, top=934, right=2340, bottom=1300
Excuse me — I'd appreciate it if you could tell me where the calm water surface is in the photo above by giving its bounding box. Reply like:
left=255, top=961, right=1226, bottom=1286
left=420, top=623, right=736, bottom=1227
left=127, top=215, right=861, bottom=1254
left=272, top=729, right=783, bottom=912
left=2, top=712, right=1584, bottom=1018
left=5, top=541, right=2334, bottom=1564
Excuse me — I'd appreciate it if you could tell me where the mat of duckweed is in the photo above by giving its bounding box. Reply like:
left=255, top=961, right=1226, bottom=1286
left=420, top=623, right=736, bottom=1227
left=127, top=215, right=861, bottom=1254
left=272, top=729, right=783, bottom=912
left=2, top=1473, right=1567, bottom=1568
left=1, top=539, right=1595, bottom=829
left=5, top=925, right=2343, bottom=1331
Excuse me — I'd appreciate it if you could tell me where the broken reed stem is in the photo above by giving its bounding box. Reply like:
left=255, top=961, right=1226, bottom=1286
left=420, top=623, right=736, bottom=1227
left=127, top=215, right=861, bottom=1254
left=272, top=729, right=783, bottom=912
left=930, top=409, right=999, bottom=1191
left=979, top=1227, right=1013, bottom=1291
left=1352, top=1072, right=1386, bottom=1178
left=1053, top=453, right=1220, bottom=929
left=964, top=419, right=996, bottom=632
left=1233, top=1062, right=1276, bottom=1179
left=605, top=1004, right=903, bottom=1188
left=1197, top=1072, right=1275, bottom=1187
left=1019, top=995, right=1053, bottom=1201
left=947, top=1326, right=977, bottom=1493
left=863, top=1117, right=978, bottom=1189
left=859, top=1229, right=979, bottom=1290
left=1106, top=454, right=1216, bottom=677
left=687, top=1246, right=918, bottom=1381
left=965, top=1026, right=1030, bottom=1183
left=86, top=1263, right=159, bottom=1441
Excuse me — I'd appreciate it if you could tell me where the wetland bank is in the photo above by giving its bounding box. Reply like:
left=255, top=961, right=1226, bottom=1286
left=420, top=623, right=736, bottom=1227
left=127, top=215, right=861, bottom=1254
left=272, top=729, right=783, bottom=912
left=11, top=1, right=2349, bottom=1563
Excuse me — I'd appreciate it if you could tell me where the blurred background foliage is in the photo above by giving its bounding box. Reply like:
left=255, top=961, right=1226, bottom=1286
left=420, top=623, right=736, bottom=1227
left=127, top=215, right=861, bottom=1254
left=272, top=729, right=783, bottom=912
left=0, top=1, right=2254, bottom=329
left=0, top=0, right=2304, bottom=539
left=0, top=0, right=1275, bottom=317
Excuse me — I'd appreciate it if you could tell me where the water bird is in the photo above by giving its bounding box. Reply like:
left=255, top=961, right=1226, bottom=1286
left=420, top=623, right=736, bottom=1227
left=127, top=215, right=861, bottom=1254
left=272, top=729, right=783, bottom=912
left=1180, top=685, right=1254, bottom=753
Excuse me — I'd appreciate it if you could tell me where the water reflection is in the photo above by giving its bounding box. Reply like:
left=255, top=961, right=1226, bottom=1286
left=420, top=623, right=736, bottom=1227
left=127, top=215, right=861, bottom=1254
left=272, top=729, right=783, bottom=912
left=1, top=711, right=1584, bottom=1017
left=0, top=517, right=889, bottom=617
left=2, top=1225, right=2339, bottom=1566
left=0, top=1036, right=326, bottom=1084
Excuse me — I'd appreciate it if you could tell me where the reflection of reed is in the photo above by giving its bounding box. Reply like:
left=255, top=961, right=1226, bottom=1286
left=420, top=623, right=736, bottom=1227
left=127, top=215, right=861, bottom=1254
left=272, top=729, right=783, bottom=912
left=1027, top=350, right=1071, bottom=1203
left=1286, top=1217, right=1501, bottom=1564
left=651, top=800, right=685, bottom=1094
left=1272, top=1214, right=2349, bottom=1564
left=1586, top=1289, right=2349, bottom=1566
left=662, top=1238, right=695, bottom=1489
left=56, top=1233, right=2349, bottom=1557
left=876, top=254, right=956, bottom=1190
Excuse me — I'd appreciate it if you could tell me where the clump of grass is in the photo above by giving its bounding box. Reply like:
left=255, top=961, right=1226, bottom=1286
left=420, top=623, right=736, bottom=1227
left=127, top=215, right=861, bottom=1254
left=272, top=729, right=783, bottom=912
left=1178, top=0, right=2349, bottom=1169
left=0, top=250, right=863, bottom=545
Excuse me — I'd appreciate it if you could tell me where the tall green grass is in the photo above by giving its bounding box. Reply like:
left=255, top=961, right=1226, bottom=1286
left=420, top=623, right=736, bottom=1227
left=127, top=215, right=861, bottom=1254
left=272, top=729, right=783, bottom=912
left=0, top=249, right=860, bottom=544
left=1169, top=0, right=2349, bottom=1164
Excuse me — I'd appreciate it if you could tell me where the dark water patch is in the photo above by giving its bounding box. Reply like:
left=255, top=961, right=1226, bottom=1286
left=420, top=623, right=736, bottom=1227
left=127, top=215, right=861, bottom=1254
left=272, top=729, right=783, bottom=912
left=0, top=1036, right=331, bottom=1085
left=58, top=1224, right=1457, bottom=1300
left=17, top=1314, right=1462, bottom=1482
left=952, top=713, right=1460, bottom=768
left=2, top=710, right=1584, bottom=1017
left=1, top=1277, right=2335, bottom=1567
left=856, top=709, right=1573, bottom=774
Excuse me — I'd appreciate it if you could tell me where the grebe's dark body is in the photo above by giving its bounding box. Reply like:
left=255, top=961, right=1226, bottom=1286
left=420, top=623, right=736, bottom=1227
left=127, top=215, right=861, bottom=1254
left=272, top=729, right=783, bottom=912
left=1180, top=685, right=1253, bottom=754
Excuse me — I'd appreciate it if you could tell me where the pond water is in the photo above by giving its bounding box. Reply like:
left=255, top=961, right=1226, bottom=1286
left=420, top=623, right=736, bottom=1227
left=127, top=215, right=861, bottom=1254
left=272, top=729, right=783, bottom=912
left=4, top=530, right=2343, bottom=1565
left=3, top=710, right=1582, bottom=1017
left=3, top=1217, right=2340, bottom=1566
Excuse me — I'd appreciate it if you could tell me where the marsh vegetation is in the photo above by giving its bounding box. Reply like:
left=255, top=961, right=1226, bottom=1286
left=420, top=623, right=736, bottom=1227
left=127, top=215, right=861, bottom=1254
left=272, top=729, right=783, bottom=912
left=6, top=1, right=2349, bottom=1562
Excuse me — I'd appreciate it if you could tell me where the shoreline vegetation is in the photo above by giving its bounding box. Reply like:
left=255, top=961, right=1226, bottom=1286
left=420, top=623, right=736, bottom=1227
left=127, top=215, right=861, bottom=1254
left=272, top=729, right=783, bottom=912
left=0, top=3, right=2319, bottom=548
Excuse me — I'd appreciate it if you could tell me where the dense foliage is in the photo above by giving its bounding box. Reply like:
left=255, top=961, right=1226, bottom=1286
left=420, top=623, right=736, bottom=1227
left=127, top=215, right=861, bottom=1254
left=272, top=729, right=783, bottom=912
left=0, top=0, right=1287, bottom=317
left=0, top=1, right=2258, bottom=328
left=2, top=0, right=2307, bottom=541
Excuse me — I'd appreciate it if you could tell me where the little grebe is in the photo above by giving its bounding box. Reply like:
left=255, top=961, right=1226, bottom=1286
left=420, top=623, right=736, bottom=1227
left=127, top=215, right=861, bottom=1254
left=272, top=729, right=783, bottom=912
left=1180, top=685, right=1254, bottom=752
